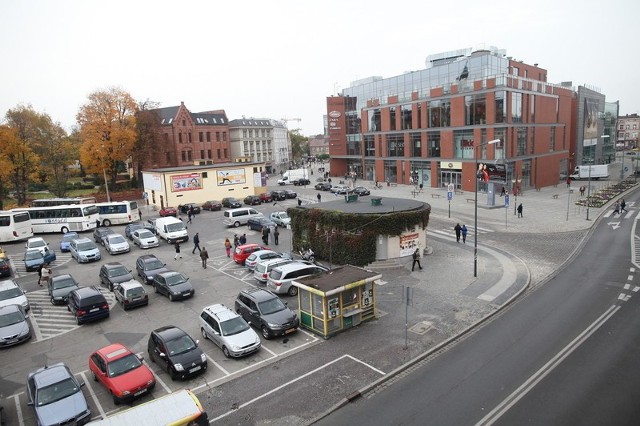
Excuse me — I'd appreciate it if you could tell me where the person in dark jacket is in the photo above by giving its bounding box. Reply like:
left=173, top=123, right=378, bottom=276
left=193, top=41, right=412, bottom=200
left=174, top=241, right=182, bottom=260
left=192, top=232, right=201, bottom=254
left=454, top=223, right=462, bottom=243
left=411, top=248, right=422, bottom=271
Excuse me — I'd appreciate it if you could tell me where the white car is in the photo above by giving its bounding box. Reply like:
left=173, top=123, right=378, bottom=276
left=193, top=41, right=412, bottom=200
left=25, top=237, right=49, bottom=256
left=104, top=233, right=130, bottom=255
left=0, top=279, right=30, bottom=313
left=330, top=184, right=350, bottom=194
left=270, top=211, right=291, bottom=227
left=199, top=304, right=261, bottom=358
left=132, top=229, right=160, bottom=249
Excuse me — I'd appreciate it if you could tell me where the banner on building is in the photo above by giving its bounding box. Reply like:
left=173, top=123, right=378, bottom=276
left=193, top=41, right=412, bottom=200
left=171, top=173, right=202, bottom=192
left=399, top=233, right=419, bottom=257
left=217, top=169, right=246, bottom=186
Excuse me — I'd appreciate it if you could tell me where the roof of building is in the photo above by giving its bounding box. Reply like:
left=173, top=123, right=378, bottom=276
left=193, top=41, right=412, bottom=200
left=142, top=161, right=265, bottom=173
left=299, top=196, right=429, bottom=215
left=295, top=265, right=381, bottom=294
left=151, top=105, right=228, bottom=126
left=228, top=118, right=274, bottom=127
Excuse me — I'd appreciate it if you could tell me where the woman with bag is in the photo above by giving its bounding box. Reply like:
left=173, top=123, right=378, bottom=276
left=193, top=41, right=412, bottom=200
left=224, top=238, right=232, bottom=257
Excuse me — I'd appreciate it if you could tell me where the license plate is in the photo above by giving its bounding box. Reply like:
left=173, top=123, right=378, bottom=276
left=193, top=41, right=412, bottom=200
left=132, top=297, right=141, bottom=301
left=285, top=328, right=296, bottom=334
left=134, top=388, right=148, bottom=396
left=90, top=308, right=99, bottom=312
left=189, top=366, right=201, bottom=373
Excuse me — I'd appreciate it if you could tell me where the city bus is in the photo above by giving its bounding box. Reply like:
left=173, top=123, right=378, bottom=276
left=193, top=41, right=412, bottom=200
left=0, top=210, right=33, bottom=242
left=95, top=201, right=140, bottom=226
left=31, top=196, right=97, bottom=207
left=15, top=204, right=99, bottom=234
left=87, top=389, right=208, bottom=426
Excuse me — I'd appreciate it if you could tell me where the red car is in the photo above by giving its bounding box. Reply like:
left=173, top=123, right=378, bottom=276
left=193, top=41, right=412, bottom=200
left=233, top=243, right=267, bottom=265
left=89, top=343, right=156, bottom=404
left=159, top=206, right=177, bottom=217
left=259, top=192, right=273, bottom=203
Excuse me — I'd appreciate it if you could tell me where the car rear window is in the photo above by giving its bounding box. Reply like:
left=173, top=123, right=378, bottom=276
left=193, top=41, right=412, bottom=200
left=269, top=269, right=283, bottom=280
left=80, top=295, right=106, bottom=307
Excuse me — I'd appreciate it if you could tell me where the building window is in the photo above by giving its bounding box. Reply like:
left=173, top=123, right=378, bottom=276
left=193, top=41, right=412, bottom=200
left=410, top=132, right=421, bottom=157
left=364, top=135, right=375, bottom=156
left=427, top=132, right=440, bottom=157
left=188, top=132, right=192, bottom=143
left=429, top=99, right=450, bottom=128
left=517, top=127, right=527, bottom=156
left=217, top=149, right=221, bottom=159
left=454, top=130, right=475, bottom=159
left=207, top=149, right=212, bottom=159
left=417, top=103, right=422, bottom=129
left=401, top=105, right=412, bottom=130
left=465, top=94, right=487, bottom=125
left=389, top=107, right=396, bottom=131
left=549, top=127, right=556, bottom=152
left=369, top=109, right=381, bottom=132
left=206, top=131, right=211, bottom=142
left=200, top=150, right=205, bottom=159
left=187, top=151, right=192, bottom=161
left=511, top=92, right=523, bottom=124
left=178, top=133, right=183, bottom=143
left=530, top=94, right=535, bottom=123
left=386, top=133, right=404, bottom=157
left=182, top=119, right=186, bottom=126
left=495, top=91, right=506, bottom=123
left=199, top=132, right=203, bottom=142
left=181, top=151, right=186, bottom=161
left=243, top=141, right=249, bottom=153
left=223, top=132, right=227, bottom=141
left=249, top=129, right=253, bottom=138
left=243, top=129, right=247, bottom=138
left=216, top=131, right=220, bottom=141
left=530, top=127, right=535, bottom=155
left=494, top=128, right=505, bottom=160
left=224, top=148, right=228, bottom=157
left=512, top=66, right=519, bottom=76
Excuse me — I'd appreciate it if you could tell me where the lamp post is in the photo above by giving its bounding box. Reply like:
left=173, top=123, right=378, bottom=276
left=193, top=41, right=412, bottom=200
left=511, top=176, right=521, bottom=215
left=474, top=138, right=501, bottom=278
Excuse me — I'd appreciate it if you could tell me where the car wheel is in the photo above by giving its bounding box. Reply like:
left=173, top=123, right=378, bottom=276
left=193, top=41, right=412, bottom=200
left=201, top=328, right=208, bottom=340
left=148, top=350, right=155, bottom=363
left=222, top=346, right=231, bottom=358
left=92, top=371, right=98, bottom=381
left=112, top=391, right=120, bottom=405
left=61, top=226, right=69, bottom=234
left=234, top=221, right=240, bottom=227
left=288, top=285, right=298, bottom=297
left=169, top=365, right=177, bottom=380
left=169, top=293, right=174, bottom=302
left=103, top=219, right=111, bottom=227
left=50, top=297, right=55, bottom=305
left=76, top=316, right=82, bottom=325
left=261, top=326, right=271, bottom=340
left=154, top=283, right=158, bottom=293
left=67, top=305, right=71, bottom=312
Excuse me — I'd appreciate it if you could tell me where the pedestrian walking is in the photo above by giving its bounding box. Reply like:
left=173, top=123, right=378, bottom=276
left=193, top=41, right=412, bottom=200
left=233, top=234, right=239, bottom=248
left=317, top=193, right=321, bottom=203
left=454, top=223, right=462, bottom=243
left=224, top=238, right=232, bottom=257
left=621, top=198, right=627, bottom=213
left=517, top=203, right=523, bottom=218
left=262, top=226, right=270, bottom=245
left=614, top=200, right=621, bottom=215
left=273, top=227, right=279, bottom=245
left=174, top=241, right=182, bottom=259
left=192, top=232, right=201, bottom=254
left=200, top=247, right=209, bottom=269
left=580, top=185, right=586, bottom=196
left=500, top=187, right=506, bottom=197
left=461, top=225, right=468, bottom=244
left=187, top=209, right=193, bottom=224
left=39, top=263, right=52, bottom=287
left=411, top=248, right=423, bottom=271
left=239, top=233, right=247, bottom=245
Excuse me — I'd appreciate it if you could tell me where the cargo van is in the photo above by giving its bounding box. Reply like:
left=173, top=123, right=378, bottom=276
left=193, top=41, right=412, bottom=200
left=150, top=216, right=189, bottom=244
left=223, top=208, right=263, bottom=227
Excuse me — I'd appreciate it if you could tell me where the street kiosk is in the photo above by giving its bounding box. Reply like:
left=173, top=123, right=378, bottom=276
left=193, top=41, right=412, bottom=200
left=293, top=265, right=382, bottom=339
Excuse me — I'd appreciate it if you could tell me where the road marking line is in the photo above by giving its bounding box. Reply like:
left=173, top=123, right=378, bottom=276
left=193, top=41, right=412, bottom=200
left=14, top=393, right=24, bottom=426
left=206, top=353, right=230, bottom=376
left=618, top=294, right=631, bottom=301
left=79, top=371, right=106, bottom=420
left=633, top=286, right=640, bottom=293
left=624, top=284, right=631, bottom=290
left=628, top=275, right=634, bottom=281
left=261, top=344, right=278, bottom=357
left=344, top=354, right=386, bottom=376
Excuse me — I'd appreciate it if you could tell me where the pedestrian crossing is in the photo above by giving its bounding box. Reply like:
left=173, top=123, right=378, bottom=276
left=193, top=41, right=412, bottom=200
left=602, top=208, right=635, bottom=219
left=26, top=287, right=117, bottom=341
left=428, top=225, right=494, bottom=240
left=7, top=253, right=73, bottom=275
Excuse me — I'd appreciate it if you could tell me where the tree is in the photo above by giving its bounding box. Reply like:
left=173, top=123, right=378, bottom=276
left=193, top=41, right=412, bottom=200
left=77, top=87, right=138, bottom=187
left=0, top=124, right=40, bottom=206
left=289, top=129, right=308, bottom=165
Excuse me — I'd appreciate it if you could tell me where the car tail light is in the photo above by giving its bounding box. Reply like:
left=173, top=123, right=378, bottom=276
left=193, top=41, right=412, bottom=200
left=101, top=302, right=109, bottom=310
left=77, top=309, right=87, bottom=316
left=274, top=281, right=282, bottom=287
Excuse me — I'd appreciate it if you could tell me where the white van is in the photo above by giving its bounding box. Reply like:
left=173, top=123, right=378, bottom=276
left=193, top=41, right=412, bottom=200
left=223, top=208, right=263, bottom=228
left=151, top=217, right=189, bottom=244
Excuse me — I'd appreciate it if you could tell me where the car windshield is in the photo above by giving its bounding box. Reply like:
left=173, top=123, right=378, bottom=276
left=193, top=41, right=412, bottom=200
left=126, top=287, right=145, bottom=297
left=220, top=317, right=250, bottom=336
left=62, top=234, right=78, bottom=243
left=99, top=229, right=114, bottom=237
left=36, top=377, right=79, bottom=406
left=166, top=273, right=187, bottom=286
left=258, top=297, right=287, bottom=315
left=166, top=223, right=185, bottom=232
left=53, top=277, right=76, bottom=289
left=29, top=240, right=46, bottom=248
left=0, top=288, right=23, bottom=300
left=77, top=242, right=96, bottom=251
left=109, top=235, right=126, bottom=244
left=25, top=251, right=43, bottom=260
left=0, top=310, right=24, bottom=327
left=108, top=266, right=128, bottom=277
left=166, top=334, right=196, bottom=356
left=146, top=259, right=164, bottom=270
left=247, top=254, right=257, bottom=261
left=106, top=353, right=142, bottom=378
left=138, top=230, right=154, bottom=239
left=279, top=213, right=289, bottom=220
left=128, top=225, right=143, bottom=232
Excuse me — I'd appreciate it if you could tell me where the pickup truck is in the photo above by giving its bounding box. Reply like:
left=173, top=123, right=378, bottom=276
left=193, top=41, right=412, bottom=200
left=147, top=217, right=189, bottom=244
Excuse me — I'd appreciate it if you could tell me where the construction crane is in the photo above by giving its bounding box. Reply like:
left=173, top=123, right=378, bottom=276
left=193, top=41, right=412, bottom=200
left=280, top=117, right=301, bottom=128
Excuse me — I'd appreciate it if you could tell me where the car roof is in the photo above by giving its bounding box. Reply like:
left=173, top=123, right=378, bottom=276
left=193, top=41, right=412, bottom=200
left=138, top=254, right=159, bottom=261
left=202, top=303, right=238, bottom=322
left=157, top=271, right=180, bottom=277
left=273, top=263, right=324, bottom=274
left=0, top=304, right=22, bottom=315
left=0, top=279, right=19, bottom=290
left=95, top=343, right=132, bottom=361
left=73, top=237, right=93, bottom=243
left=250, top=250, right=277, bottom=257
left=119, top=280, right=143, bottom=290
left=240, top=287, right=277, bottom=302
left=103, top=262, right=125, bottom=269
left=27, top=237, right=46, bottom=243
left=30, top=362, right=72, bottom=387
left=72, top=286, right=103, bottom=298
left=238, top=243, right=260, bottom=249
left=51, top=274, right=74, bottom=281
left=153, top=325, right=187, bottom=340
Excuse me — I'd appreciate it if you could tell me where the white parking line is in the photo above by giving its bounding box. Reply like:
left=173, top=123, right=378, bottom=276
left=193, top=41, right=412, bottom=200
left=260, top=344, right=278, bottom=357
left=206, top=353, right=230, bottom=376
left=14, top=393, right=24, bottom=426
left=79, top=371, right=106, bottom=420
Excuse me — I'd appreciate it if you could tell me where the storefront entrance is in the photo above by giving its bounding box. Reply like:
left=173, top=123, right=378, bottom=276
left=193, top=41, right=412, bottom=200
left=439, top=170, right=462, bottom=189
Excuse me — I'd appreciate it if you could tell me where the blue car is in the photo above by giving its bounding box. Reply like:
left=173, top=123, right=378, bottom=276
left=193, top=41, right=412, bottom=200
left=23, top=248, right=57, bottom=272
left=60, top=232, right=79, bottom=252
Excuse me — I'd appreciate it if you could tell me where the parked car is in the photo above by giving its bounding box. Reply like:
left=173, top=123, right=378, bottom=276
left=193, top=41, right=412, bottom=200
left=258, top=192, right=273, bottom=203
left=23, top=247, right=56, bottom=272
left=26, top=362, right=91, bottom=426
left=0, top=279, right=30, bottom=312
left=270, top=190, right=286, bottom=201
left=48, top=274, right=80, bottom=305
left=25, top=237, right=49, bottom=256
left=269, top=211, right=291, bottom=227
left=131, top=229, right=160, bottom=249
left=179, top=203, right=201, bottom=215
left=124, top=223, right=145, bottom=240
left=293, top=178, right=311, bottom=186
left=253, top=258, right=297, bottom=284
left=283, top=190, right=297, bottom=199
left=315, top=182, right=332, bottom=191
left=199, top=304, right=261, bottom=358
left=93, top=228, right=115, bottom=246
left=243, top=195, right=262, bottom=206
left=222, top=197, right=242, bottom=208
left=147, top=326, right=207, bottom=380
left=353, top=186, right=371, bottom=196
left=202, top=200, right=222, bottom=211
left=0, top=258, right=10, bottom=278
left=159, top=206, right=178, bottom=217
left=136, top=255, right=168, bottom=284
left=89, top=343, right=156, bottom=404
left=152, top=271, right=194, bottom=301
left=267, top=263, right=328, bottom=296
left=114, top=280, right=149, bottom=310
left=331, top=184, right=350, bottom=194
left=234, top=288, right=299, bottom=339
left=67, top=286, right=110, bottom=325
left=60, top=232, right=79, bottom=252
left=247, top=217, right=276, bottom=232
left=104, top=234, right=130, bottom=255
left=69, top=238, right=101, bottom=264
left=233, top=244, right=267, bottom=266
left=99, top=262, right=134, bottom=291
left=244, top=250, right=289, bottom=270
left=0, top=304, right=31, bottom=347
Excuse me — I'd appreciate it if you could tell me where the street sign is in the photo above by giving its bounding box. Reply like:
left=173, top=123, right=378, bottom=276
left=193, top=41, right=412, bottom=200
left=505, top=194, right=510, bottom=207
left=447, top=183, right=455, bottom=192
left=447, top=191, right=453, bottom=200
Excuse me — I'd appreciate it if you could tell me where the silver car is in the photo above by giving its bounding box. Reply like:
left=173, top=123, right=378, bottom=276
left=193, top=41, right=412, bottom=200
left=131, top=229, right=160, bottom=249
left=114, top=280, right=149, bottom=310
left=253, top=258, right=296, bottom=284
left=0, top=304, right=31, bottom=347
left=199, top=304, right=260, bottom=358
left=103, top=233, right=130, bottom=255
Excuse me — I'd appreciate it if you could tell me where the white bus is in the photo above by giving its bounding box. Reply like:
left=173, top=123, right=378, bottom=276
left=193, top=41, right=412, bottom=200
left=96, top=201, right=140, bottom=226
left=16, top=204, right=100, bottom=234
left=0, top=210, right=33, bottom=242
left=31, top=196, right=97, bottom=207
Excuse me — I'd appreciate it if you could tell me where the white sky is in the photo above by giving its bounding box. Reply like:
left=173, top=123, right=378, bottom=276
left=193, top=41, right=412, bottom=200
left=1, top=0, right=638, bottom=137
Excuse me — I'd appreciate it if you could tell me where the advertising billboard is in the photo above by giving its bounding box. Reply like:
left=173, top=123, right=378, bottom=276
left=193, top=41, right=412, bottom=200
left=217, top=169, right=246, bottom=186
left=477, top=162, right=507, bottom=184
left=171, top=173, right=202, bottom=192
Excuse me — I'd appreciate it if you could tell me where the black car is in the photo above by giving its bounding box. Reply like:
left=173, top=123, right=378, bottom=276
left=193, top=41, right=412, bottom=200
left=124, top=223, right=145, bottom=241
left=202, top=200, right=222, bottom=211
left=243, top=195, right=262, bottom=206
left=147, top=326, right=207, bottom=380
left=271, top=190, right=286, bottom=201
left=99, top=262, right=134, bottom=291
left=152, top=272, right=194, bottom=301
left=136, top=255, right=169, bottom=285
left=235, top=288, right=299, bottom=339
left=67, top=286, right=110, bottom=325
left=284, top=190, right=297, bottom=199
left=247, top=217, right=276, bottom=232
left=315, top=182, right=332, bottom=191
left=222, top=197, right=242, bottom=208
left=179, top=203, right=201, bottom=214
left=48, top=274, right=79, bottom=305
left=93, top=228, right=115, bottom=246
left=353, top=186, right=371, bottom=196
left=0, top=258, right=11, bottom=278
left=293, top=178, right=311, bottom=186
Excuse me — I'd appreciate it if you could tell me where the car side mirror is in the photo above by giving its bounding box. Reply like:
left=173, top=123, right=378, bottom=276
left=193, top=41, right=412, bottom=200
left=137, top=354, right=144, bottom=361
left=79, top=381, right=86, bottom=388
left=195, top=339, right=200, bottom=345
left=27, top=401, right=34, bottom=406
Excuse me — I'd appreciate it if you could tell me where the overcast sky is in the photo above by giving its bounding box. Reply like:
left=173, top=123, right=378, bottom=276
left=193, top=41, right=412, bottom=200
left=1, top=0, right=637, bottom=137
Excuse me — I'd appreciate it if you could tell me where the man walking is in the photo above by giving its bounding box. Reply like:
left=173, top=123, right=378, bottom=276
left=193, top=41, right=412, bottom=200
left=262, top=226, right=270, bottom=245
left=200, top=247, right=209, bottom=269
left=411, top=248, right=423, bottom=271
left=187, top=208, right=193, bottom=224
left=174, top=241, right=182, bottom=260
left=239, top=233, right=247, bottom=245
left=454, top=223, right=462, bottom=243
left=317, top=193, right=321, bottom=203
left=273, top=227, right=279, bottom=245
left=517, top=203, right=523, bottom=218
left=192, top=232, right=201, bottom=254
left=461, top=225, right=468, bottom=244
left=621, top=198, right=627, bottom=213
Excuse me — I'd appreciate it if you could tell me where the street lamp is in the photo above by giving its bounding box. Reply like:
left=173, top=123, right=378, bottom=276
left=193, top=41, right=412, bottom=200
left=474, top=138, right=501, bottom=278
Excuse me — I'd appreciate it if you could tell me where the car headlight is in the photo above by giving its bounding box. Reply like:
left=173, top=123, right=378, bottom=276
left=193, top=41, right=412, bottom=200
left=19, top=326, right=29, bottom=337
left=229, top=344, right=240, bottom=351
left=122, top=390, right=130, bottom=396
left=200, top=353, right=207, bottom=363
left=267, top=322, right=281, bottom=329
left=174, top=363, right=184, bottom=371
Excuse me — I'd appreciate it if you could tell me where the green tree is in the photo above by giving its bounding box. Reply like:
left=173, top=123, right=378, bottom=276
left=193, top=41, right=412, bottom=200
left=289, top=129, right=308, bottom=164
left=0, top=123, right=40, bottom=206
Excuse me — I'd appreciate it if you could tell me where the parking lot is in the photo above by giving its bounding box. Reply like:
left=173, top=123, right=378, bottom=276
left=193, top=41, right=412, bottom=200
left=0, top=197, right=321, bottom=424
